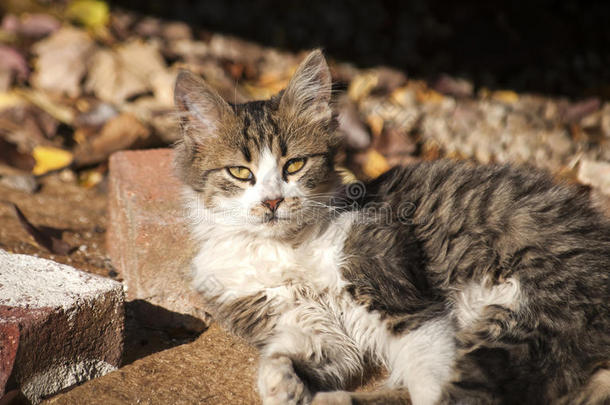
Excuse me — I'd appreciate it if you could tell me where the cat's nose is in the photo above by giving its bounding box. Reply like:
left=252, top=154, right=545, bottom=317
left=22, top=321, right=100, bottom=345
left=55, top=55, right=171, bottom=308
left=262, top=198, right=284, bottom=212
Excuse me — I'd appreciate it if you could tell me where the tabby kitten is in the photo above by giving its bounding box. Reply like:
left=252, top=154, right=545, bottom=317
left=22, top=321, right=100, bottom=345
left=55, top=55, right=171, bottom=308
left=173, top=50, right=610, bottom=405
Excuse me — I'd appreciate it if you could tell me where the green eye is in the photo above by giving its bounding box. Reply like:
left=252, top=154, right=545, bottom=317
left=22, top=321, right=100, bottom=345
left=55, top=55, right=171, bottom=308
left=227, top=166, right=253, bottom=181
left=284, top=158, right=307, bottom=175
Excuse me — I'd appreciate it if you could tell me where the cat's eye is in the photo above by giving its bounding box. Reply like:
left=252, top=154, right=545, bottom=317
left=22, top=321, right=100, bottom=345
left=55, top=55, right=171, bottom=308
left=227, top=166, right=253, bottom=181
left=284, top=158, right=307, bottom=175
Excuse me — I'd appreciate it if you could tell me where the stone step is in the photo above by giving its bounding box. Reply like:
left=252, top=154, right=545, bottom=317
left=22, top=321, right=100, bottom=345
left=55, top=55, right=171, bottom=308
left=0, top=251, right=124, bottom=404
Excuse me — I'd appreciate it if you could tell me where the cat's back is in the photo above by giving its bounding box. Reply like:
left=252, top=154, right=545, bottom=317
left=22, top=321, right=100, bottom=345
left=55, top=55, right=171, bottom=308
left=363, top=159, right=610, bottom=251
left=347, top=159, right=610, bottom=313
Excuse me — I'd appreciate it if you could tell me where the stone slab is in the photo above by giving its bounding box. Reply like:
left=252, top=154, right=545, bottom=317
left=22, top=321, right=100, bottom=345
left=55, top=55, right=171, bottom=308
left=0, top=250, right=124, bottom=404
left=107, top=149, right=208, bottom=332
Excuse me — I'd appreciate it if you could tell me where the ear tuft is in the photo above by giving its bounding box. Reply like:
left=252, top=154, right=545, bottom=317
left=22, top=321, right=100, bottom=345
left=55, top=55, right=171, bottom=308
left=280, top=49, right=332, bottom=124
left=174, top=70, right=233, bottom=140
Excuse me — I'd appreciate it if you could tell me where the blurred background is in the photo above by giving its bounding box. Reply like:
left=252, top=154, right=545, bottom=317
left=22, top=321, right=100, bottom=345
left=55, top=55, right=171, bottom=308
left=0, top=1, right=609, bottom=401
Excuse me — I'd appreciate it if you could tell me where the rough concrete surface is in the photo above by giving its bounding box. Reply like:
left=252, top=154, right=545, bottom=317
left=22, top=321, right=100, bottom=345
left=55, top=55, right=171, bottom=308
left=107, top=149, right=208, bottom=332
left=0, top=250, right=124, bottom=404
left=43, top=323, right=261, bottom=405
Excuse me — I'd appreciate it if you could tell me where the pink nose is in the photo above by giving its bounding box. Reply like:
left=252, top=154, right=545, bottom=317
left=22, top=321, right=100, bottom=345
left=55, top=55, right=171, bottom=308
left=262, top=198, right=283, bottom=211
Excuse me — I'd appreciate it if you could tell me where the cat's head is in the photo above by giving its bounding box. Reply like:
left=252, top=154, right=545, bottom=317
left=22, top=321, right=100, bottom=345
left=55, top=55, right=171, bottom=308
left=174, top=50, right=341, bottom=236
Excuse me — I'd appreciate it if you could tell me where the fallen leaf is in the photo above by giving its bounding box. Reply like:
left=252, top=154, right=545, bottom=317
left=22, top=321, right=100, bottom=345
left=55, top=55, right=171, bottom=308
left=18, top=13, right=61, bottom=38
left=0, top=139, right=35, bottom=171
left=207, top=34, right=265, bottom=65
left=74, top=101, right=118, bottom=128
left=433, top=74, right=473, bottom=98
left=123, top=96, right=179, bottom=143
left=362, top=149, right=390, bottom=178
left=373, top=127, right=416, bottom=156
left=73, top=113, right=151, bottom=166
left=10, top=202, right=72, bottom=254
left=366, top=114, right=384, bottom=138
left=78, top=167, right=105, bottom=188
left=15, top=88, right=75, bottom=124
left=337, top=97, right=371, bottom=150
left=85, top=40, right=167, bottom=105
left=562, top=98, right=600, bottom=124
left=161, top=21, right=192, bottom=41
left=66, top=0, right=110, bottom=29
left=0, top=91, right=25, bottom=110
left=492, top=90, right=519, bottom=104
left=416, top=87, right=445, bottom=104
left=0, top=45, right=29, bottom=80
left=30, top=27, right=95, bottom=97
left=32, top=146, right=73, bottom=175
left=348, top=72, right=379, bottom=101
left=578, top=160, right=610, bottom=196
left=390, top=86, right=416, bottom=106
left=0, top=105, right=51, bottom=150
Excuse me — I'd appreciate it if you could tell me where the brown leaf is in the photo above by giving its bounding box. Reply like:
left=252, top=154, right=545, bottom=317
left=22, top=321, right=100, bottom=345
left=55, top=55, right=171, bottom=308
left=30, top=27, right=95, bottom=97
left=73, top=113, right=151, bottom=166
left=18, top=13, right=61, bottom=38
left=0, top=139, right=35, bottom=171
left=0, top=45, right=29, bottom=80
left=337, top=97, right=371, bottom=150
left=433, top=74, right=473, bottom=98
left=562, top=98, right=601, bottom=124
left=85, top=40, right=167, bottom=105
left=11, top=202, right=72, bottom=255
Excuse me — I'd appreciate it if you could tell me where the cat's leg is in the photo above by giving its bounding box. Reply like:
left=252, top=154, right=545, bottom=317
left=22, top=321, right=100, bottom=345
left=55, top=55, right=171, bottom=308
left=312, top=389, right=411, bottom=405
left=258, top=355, right=312, bottom=405
left=257, top=303, right=365, bottom=405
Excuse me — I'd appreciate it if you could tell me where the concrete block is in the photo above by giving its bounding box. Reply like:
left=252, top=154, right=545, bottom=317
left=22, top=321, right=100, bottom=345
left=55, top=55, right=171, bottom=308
left=0, top=251, right=124, bottom=404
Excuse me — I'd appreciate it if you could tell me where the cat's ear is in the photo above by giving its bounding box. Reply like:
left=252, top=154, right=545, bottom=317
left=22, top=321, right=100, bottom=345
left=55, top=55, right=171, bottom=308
left=280, top=49, right=332, bottom=124
left=174, top=70, right=234, bottom=141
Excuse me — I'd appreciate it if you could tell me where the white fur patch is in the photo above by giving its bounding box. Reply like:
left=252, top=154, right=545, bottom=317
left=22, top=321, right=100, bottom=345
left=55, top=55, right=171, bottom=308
left=453, top=277, right=522, bottom=328
left=187, top=186, right=457, bottom=405
left=386, top=317, right=455, bottom=405
left=341, top=303, right=455, bottom=405
left=190, top=206, right=355, bottom=304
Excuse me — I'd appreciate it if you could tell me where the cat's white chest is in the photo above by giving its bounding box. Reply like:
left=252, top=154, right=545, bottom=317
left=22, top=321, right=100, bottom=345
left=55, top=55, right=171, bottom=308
left=191, top=213, right=355, bottom=303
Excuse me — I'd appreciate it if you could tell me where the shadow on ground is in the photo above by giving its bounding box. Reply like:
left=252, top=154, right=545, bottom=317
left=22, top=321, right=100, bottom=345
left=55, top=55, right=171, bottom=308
left=122, top=300, right=206, bottom=366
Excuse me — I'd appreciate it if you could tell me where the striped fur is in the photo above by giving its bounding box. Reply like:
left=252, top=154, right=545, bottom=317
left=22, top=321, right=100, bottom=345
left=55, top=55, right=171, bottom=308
left=174, top=50, right=610, bottom=405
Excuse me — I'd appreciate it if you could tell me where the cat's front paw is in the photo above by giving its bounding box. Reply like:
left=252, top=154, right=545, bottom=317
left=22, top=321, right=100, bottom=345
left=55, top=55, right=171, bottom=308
left=258, top=356, right=312, bottom=405
left=311, top=391, right=352, bottom=405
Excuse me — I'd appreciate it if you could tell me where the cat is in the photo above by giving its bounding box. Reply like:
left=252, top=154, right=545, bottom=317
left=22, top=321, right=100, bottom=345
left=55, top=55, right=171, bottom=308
left=173, top=50, right=610, bottom=405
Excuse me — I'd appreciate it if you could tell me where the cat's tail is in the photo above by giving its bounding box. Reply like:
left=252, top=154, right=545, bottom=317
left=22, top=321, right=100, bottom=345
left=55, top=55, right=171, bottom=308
left=556, top=364, right=610, bottom=405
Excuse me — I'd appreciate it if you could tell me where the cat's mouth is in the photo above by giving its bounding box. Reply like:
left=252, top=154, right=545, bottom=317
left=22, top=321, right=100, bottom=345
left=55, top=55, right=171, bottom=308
left=262, top=213, right=291, bottom=224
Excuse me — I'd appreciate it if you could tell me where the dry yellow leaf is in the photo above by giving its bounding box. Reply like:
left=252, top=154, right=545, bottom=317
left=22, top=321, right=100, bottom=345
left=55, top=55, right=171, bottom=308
left=492, top=90, right=519, bottom=104
left=78, top=169, right=103, bottom=188
left=362, top=149, right=390, bottom=178
left=16, top=88, right=75, bottom=124
left=366, top=114, right=384, bottom=138
left=32, top=146, right=73, bottom=175
left=348, top=73, right=379, bottom=101
left=390, top=85, right=414, bottom=106
left=66, top=0, right=110, bottom=29
left=0, top=91, right=24, bottom=110
left=416, top=88, right=445, bottom=104
left=243, top=77, right=289, bottom=100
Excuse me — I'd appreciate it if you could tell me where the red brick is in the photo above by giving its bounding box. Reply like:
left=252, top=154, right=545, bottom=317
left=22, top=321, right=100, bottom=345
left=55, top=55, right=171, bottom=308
left=0, top=251, right=124, bottom=404
left=106, top=149, right=208, bottom=332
